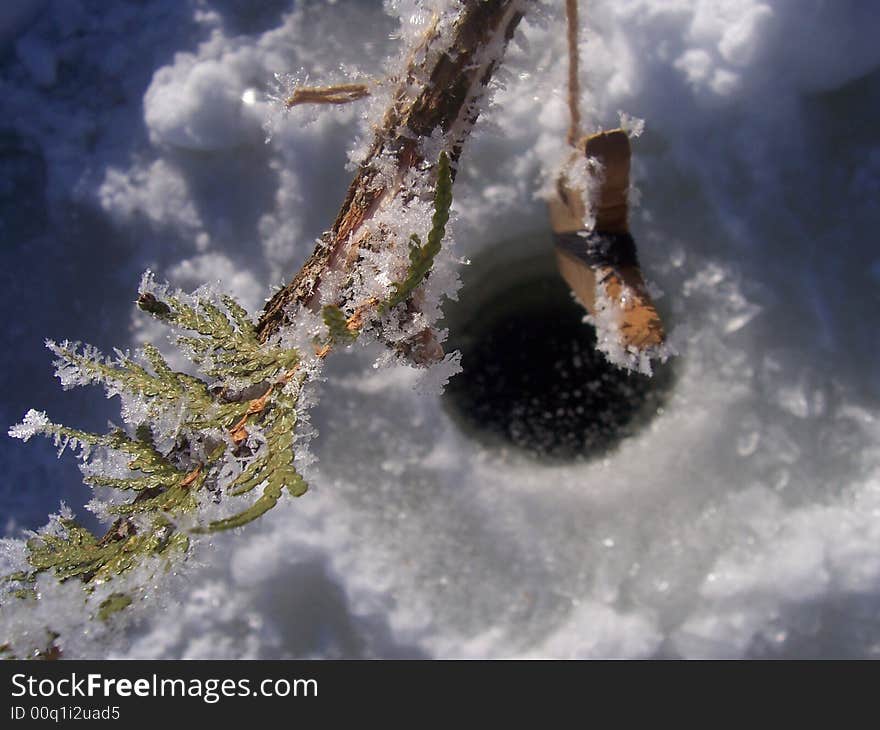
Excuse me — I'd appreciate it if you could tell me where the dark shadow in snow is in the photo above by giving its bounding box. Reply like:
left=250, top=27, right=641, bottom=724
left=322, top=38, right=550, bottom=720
left=260, top=555, right=429, bottom=659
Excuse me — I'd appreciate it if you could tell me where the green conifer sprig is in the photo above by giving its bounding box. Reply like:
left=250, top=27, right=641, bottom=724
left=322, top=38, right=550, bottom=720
left=198, top=388, right=307, bottom=532
left=98, top=593, right=133, bottom=621
left=322, top=304, right=358, bottom=345
left=25, top=517, right=188, bottom=585
left=7, top=286, right=308, bottom=605
left=385, top=151, right=452, bottom=310
left=49, top=340, right=210, bottom=411
left=137, top=292, right=299, bottom=387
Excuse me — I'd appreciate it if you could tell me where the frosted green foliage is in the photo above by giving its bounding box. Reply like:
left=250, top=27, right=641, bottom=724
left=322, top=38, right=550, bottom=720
left=322, top=304, right=358, bottom=345
left=6, top=280, right=307, bottom=613
left=35, top=421, right=197, bottom=514
left=97, top=593, right=132, bottom=622
left=48, top=340, right=212, bottom=415
left=385, top=151, right=453, bottom=310
left=137, top=290, right=300, bottom=387
left=197, top=387, right=307, bottom=532
left=25, top=517, right=188, bottom=584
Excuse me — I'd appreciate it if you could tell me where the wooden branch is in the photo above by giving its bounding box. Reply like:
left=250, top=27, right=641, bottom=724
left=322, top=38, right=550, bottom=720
left=257, top=0, right=528, bottom=348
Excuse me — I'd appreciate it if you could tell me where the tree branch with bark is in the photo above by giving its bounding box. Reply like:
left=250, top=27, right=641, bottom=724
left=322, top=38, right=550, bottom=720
left=259, top=0, right=527, bottom=362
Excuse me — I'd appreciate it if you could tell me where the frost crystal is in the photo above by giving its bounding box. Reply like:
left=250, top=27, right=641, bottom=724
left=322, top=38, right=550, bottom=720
left=618, top=111, right=646, bottom=138
left=8, top=410, right=50, bottom=442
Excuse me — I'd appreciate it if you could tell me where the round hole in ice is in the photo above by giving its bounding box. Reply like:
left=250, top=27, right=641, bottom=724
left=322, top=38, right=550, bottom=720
left=442, top=234, right=675, bottom=462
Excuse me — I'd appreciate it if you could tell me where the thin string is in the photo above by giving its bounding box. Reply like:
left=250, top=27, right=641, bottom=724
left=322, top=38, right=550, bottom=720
left=565, top=0, right=582, bottom=146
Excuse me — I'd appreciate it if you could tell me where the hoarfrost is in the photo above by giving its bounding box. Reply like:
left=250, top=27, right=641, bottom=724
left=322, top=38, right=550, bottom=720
left=585, top=278, right=673, bottom=376
left=617, top=110, right=645, bottom=138
left=8, top=410, right=50, bottom=443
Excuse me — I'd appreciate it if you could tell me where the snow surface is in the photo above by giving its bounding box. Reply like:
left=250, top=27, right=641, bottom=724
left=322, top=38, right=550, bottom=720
left=2, top=0, right=880, bottom=658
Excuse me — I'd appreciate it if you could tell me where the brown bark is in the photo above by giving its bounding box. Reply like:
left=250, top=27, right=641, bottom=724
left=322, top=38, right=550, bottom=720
left=256, top=0, right=528, bottom=345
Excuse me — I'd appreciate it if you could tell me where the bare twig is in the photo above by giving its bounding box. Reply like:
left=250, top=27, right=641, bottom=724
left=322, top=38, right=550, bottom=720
left=284, top=83, right=370, bottom=108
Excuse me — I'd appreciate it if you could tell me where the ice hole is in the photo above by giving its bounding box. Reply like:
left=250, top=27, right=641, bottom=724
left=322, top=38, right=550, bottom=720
left=442, top=234, right=675, bottom=462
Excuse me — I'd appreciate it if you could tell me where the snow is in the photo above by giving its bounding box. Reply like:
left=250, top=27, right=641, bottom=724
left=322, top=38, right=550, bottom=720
left=1, top=0, right=880, bottom=658
left=145, top=55, right=266, bottom=152
left=15, top=33, right=57, bottom=87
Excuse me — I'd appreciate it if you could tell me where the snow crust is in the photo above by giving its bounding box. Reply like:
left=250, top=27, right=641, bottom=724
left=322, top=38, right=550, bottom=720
left=2, top=0, right=880, bottom=658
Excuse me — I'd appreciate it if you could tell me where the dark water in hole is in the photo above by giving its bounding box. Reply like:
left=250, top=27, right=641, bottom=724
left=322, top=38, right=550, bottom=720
left=443, top=260, right=674, bottom=462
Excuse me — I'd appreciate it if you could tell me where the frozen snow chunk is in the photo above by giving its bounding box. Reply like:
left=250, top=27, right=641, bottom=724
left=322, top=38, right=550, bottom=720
left=718, top=4, right=774, bottom=68
left=709, top=68, right=741, bottom=97
left=672, top=608, right=763, bottom=659
left=674, top=48, right=713, bottom=87
left=776, top=384, right=809, bottom=419
left=704, top=531, right=829, bottom=605
left=144, top=58, right=262, bottom=151
left=723, top=301, right=761, bottom=334
left=532, top=601, right=662, bottom=659
left=98, top=159, right=203, bottom=234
